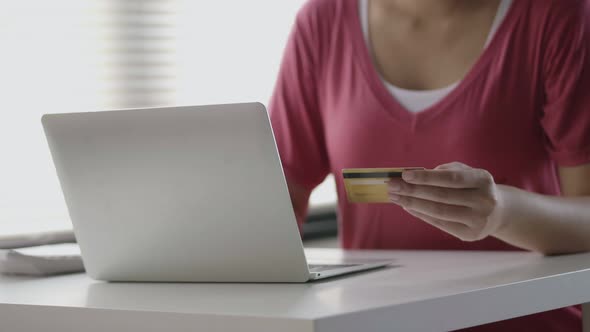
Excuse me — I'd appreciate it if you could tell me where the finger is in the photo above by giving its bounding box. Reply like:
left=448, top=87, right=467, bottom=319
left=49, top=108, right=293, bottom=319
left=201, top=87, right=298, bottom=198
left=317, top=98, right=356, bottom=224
left=404, top=208, right=474, bottom=240
left=390, top=194, right=473, bottom=225
left=402, top=169, right=493, bottom=189
left=434, top=162, right=472, bottom=170
left=388, top=179, right=478, bottom=207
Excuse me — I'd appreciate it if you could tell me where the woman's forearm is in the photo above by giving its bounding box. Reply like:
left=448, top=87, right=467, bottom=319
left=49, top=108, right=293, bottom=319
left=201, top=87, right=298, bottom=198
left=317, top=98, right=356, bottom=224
left=286, top=180, right=312, bottom=228
left=493, top=185, right=590, bottom=255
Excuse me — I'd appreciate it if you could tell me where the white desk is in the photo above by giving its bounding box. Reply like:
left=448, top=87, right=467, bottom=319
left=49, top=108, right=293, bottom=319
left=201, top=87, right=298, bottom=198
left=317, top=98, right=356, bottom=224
left=2, top=248, right=590, bottom=332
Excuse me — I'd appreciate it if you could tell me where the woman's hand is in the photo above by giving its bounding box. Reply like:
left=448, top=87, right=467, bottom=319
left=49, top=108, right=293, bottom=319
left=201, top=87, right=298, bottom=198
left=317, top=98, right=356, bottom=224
left=388, top=162, right=506, bottom=241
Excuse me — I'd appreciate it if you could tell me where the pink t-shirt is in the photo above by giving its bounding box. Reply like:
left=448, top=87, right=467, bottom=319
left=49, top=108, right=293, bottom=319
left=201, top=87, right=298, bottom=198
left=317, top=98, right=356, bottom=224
left=269, top=0, right=590, bottom=330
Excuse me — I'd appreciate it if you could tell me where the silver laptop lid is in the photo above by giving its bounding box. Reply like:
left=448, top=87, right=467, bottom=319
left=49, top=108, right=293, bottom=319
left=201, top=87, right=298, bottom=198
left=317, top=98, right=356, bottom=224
left=42, top=103, right=310, bottom=282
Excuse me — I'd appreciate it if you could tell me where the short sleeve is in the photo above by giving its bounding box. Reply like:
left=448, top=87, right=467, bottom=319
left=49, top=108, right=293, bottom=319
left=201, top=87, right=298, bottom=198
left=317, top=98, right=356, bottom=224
left=541, top=1, right=590, bottom=166
left=268, top=4, right=330, bottom=191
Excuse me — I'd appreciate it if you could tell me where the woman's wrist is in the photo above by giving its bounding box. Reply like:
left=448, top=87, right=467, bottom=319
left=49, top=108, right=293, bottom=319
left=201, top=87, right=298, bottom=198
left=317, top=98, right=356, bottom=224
left=490, top=184, right=517, bottom=238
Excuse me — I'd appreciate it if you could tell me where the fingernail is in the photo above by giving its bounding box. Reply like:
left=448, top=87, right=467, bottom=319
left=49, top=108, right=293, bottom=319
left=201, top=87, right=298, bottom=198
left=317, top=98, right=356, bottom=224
left=402, top=171, right=415, bottom=181
left=389, top=194, right=400, bottom=202
left=389, top=182, right=401, bottom=192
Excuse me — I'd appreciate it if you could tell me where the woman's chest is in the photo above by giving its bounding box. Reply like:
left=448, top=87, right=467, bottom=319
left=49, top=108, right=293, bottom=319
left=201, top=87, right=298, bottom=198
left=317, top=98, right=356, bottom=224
left=320, top=73, right=545, bottom=182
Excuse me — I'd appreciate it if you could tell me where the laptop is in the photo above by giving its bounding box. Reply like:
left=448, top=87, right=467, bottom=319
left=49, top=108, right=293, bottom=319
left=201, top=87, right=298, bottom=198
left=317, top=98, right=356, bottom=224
left=41, top=103, right=390, bottom=282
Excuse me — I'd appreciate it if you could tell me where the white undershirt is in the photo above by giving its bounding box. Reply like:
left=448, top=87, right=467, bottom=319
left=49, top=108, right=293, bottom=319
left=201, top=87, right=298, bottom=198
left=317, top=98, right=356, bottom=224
left=360, top=0, right=512, bottom=112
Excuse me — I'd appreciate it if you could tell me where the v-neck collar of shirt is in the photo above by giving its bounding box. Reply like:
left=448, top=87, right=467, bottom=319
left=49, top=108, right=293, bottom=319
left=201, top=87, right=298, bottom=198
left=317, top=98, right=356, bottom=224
left=358, top=0, right=512, bottom=114
left=345, top=0, right=522, bottom=129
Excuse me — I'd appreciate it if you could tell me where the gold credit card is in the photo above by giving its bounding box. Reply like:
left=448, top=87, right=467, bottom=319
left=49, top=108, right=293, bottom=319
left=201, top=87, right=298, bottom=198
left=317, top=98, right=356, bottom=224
left=342, top=167, right=424, bottom=203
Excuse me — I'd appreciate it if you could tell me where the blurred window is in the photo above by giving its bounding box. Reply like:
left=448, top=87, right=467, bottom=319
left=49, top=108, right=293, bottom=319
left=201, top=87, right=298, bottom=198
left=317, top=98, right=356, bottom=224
left=0, top=0, right=336, bottom=235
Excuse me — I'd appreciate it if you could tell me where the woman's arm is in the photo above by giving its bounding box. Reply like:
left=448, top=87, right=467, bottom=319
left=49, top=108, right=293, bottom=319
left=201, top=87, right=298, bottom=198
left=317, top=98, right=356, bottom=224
left=493, top=164, right=590, bottom=255
left=287, top=180, right=313, bottom=228
left=388, top=162, right=590, bottom=255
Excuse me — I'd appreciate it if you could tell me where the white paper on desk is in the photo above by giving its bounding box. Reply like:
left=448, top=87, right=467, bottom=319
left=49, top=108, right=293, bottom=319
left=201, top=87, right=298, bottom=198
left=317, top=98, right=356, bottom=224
left=0, top=229, right=76, bottom=249
left=0, top=243, right=84, bottom=276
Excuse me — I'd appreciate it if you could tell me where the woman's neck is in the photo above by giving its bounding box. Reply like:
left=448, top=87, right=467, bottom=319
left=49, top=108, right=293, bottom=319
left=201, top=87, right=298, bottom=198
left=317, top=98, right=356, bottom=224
left=375, top=0, right=480, bottom=20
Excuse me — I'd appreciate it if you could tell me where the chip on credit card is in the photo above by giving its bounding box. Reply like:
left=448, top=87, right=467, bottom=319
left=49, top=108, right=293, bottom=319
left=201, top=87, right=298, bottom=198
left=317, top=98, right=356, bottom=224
left=342, top=167, right=425, bottom=203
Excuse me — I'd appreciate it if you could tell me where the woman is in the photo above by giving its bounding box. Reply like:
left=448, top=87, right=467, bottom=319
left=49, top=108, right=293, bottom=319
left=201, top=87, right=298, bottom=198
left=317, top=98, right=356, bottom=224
left=269, top=0, right=590, bottom=330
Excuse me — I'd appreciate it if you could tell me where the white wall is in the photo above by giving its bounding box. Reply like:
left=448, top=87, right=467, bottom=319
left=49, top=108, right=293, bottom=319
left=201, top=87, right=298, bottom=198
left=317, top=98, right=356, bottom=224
left=0, top=0, right=337, bottom=235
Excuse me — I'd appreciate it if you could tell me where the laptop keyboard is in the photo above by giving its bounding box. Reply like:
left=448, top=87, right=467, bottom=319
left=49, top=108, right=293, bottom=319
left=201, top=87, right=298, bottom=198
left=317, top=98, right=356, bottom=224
left=308, top=264, right=359, bottom=272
